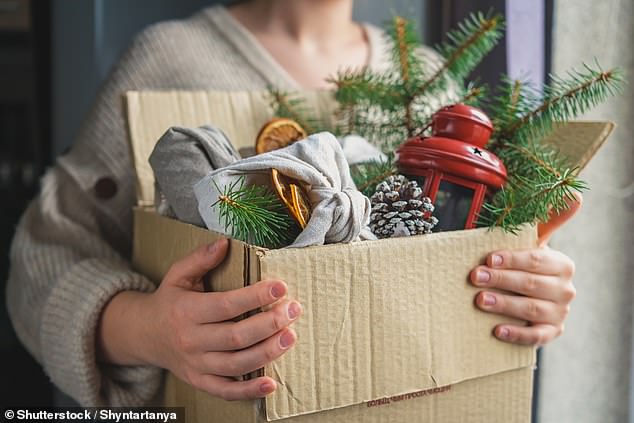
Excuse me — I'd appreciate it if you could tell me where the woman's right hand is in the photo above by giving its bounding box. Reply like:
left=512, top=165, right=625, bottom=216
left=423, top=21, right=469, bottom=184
left=146, top=239, right=302, bottom=400
left=99, top=239, right=302, bottom=401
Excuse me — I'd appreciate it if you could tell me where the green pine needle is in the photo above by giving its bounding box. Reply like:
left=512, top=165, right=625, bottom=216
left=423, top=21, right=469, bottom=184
left=329, top=70, right=403, bottom=113
left=211, top=177, right=299, bottom=248
left=479, top=168, right=588, bottom=233
left=417, top=12, right=504, bottom=95
left=494, top=63, right=625, bottom=147
left=480, top=63, right=624, bottom=231
left=387, top=16, right=425, bottom=89
left=329, top=12, right=501, bottom=145
left=413, top=82, right=488, bottom=138
left=350, top=154, right=398, bottom=197
left=460, top=81, right=488, bottom=107
left=266, top=86, right=325, bottom=134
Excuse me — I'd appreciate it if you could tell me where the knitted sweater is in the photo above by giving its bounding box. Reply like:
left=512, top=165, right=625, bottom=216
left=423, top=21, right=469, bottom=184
left=6, top=5, right=454, bottom=406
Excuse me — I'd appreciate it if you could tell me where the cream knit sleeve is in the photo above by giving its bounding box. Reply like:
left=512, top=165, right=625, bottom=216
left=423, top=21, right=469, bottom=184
left=7, top=166, right=162, bottom=406
left=4, top=5, right=274, bottom=405
left=5, top=26, right=174, bottom=407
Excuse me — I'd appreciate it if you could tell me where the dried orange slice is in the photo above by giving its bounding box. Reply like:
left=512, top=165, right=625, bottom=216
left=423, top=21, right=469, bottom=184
left=271, top=168, right=311, bottom=228
left=256, top=118, right=307, bottom=154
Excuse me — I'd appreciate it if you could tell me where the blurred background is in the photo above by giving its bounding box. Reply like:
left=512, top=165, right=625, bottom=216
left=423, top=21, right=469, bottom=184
left=0, top=0, right=631, bottom=421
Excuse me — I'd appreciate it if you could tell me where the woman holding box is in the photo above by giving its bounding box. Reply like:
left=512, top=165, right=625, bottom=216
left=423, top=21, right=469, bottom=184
left=6, top=0, right=577, bottom=406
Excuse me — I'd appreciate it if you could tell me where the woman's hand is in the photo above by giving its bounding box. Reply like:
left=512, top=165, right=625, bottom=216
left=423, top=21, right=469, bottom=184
left=469, top=193, right=582, bottom=346
left=98, top=239, right=302, bottom=400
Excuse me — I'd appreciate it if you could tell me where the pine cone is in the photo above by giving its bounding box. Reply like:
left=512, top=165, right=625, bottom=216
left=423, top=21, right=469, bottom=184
left=369, top=175, right=439, bottom=238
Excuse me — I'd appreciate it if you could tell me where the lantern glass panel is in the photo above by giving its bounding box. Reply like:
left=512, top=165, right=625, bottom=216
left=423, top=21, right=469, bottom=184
left=434, top=180, right=474, bottom=231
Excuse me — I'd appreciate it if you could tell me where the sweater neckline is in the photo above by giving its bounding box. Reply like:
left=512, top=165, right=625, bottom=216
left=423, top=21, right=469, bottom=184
left=204, top=4, right=387, bottom=90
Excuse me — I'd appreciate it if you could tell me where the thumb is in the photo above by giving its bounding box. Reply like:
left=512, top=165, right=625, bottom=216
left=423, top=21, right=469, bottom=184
left=537, top=192, right=583, bottom=247
left=163, top=238, right=229, bottom=289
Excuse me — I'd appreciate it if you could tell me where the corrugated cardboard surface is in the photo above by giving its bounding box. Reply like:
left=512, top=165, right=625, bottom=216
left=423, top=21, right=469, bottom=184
left=164, top=367, right=533, bottom=423
left=543, top=121, right=615, bottom=171
left=133, top=207, right=251, bottom=291
left=133, top=208, right=537, bottom=421
left=259, top=227, right=536, bottom=420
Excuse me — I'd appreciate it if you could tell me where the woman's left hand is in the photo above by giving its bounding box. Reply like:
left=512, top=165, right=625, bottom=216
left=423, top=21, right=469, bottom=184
left=469, top=193, right=582, bottom=346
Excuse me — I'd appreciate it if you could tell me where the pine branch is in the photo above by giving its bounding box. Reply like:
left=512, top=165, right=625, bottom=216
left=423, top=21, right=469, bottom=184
left=509, top=79, right=522, bottom=112
left=393, top=16, right=415, bottom=136
left=333, top=102, right=356, bottom=136
left=461, top=82, right=487, bottom=106
left=386, top=15, right=425, bottom=88
left=350, top=155, right=397, bottom=197
left=267, top=87, right=322, bottom=134
left=395, top=16, right=411, bottom=83
left=495, top=64, right=624, bottom=144
left=480, top=168, right=587, bottom=232
left=330, top=13, right=497, bottom=144
left=415, top=12, right=504, bottom=96
left=211, top=177, right=299, bottom=248
left=487, top=77, right=538, bottom=152
left=482, top=129, right=586, bottom=231
left=329, top=70, right=402, bottom=112
left=413, top=83, right=487, bottom=138
left=479, top=63, right=625, bottom=232
left=504, top=143, right=562, bottom=178
left=351, top=113, right=411, bottom=152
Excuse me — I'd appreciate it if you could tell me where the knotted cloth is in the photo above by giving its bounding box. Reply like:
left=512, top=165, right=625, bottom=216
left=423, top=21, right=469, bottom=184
left=149, top=126, right=375, bottom=247
left=149, top=126, right=241, bottom=226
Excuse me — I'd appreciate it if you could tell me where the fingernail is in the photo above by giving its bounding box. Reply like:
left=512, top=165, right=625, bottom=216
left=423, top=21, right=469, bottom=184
left=483, top=293, right=496, bottom=306
left=270, top=283, right=286, bottom=299
left=498, top=327, right=510, bottom=339
left=475, top=269, right=491, bottom=284
left=492, top=254, right=503, bottom=267
left=287, top=302, right=302, bottom=320
left=279, top=330, right=295, bottom=349
left=259, top=382, right=275, bottom=394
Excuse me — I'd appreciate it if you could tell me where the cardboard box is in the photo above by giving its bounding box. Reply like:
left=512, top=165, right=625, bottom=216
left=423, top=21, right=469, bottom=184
left=134, top=208, right=536, bottom=422
left=126, top=90, right=614, bottom=422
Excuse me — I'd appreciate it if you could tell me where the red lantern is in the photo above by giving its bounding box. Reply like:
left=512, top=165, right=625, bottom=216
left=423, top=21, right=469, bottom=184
left=396, top=104, right=507, bottom=231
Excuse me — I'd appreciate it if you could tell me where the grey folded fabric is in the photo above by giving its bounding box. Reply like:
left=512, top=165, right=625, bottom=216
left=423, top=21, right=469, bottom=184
left=149, top=125, right=375, bottom=247
left=194, top=132, right=375, bottom=247
left=149, top=126, right=241, bottom=226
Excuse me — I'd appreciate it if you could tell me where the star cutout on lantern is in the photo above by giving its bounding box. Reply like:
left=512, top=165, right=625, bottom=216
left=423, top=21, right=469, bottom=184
left=472, top=147, right=483, bottom=156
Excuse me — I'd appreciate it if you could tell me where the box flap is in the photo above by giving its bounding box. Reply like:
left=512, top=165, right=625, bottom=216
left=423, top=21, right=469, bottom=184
left=543, top=121, right=615, bottom=171
left=259, top=226, right=537, bottom=420
left=126, top=89, right=336, bottom=207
